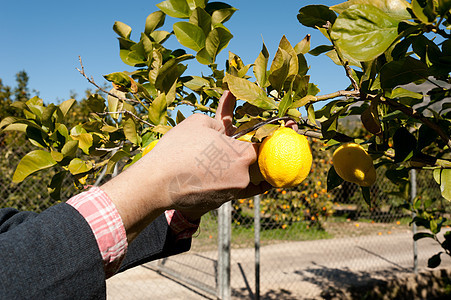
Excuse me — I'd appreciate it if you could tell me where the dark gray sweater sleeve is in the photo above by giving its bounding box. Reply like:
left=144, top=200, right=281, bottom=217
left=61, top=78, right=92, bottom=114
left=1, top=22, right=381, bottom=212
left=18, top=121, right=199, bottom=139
left=0, top=203, right=106, bottom=299
left=0, top=204, right=192, bottom=299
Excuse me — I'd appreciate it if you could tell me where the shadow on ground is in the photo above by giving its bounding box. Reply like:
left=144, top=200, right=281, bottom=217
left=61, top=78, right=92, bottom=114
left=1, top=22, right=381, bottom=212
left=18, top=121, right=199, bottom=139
left=294, top=264, right=451, bottom=300
left=232, top=287, right=298, bottom=300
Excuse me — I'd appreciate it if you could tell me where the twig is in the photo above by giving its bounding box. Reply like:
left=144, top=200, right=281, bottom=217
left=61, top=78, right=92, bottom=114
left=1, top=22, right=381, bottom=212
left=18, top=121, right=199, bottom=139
left=95, top=146, right=122, bottom=152
left=180, top=100, right=216, bottom=113
left=76, top=56, right=140, bottom=104
left=98, top=110, right=154, bottom=127
left=324, top=22, right=360, bottom=93
left=311, top=90, right=360, bottom=103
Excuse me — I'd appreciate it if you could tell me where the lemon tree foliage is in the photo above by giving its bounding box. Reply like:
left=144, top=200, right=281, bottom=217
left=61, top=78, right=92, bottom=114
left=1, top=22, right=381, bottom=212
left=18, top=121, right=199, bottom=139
left=1, top=0, right=451, bottom=264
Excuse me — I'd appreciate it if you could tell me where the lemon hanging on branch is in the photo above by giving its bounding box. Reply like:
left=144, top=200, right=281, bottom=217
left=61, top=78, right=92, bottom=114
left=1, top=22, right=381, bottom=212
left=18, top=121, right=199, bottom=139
left=258, top=127, right=313, bottom=188
left=332, top=143, right=376, bottom=187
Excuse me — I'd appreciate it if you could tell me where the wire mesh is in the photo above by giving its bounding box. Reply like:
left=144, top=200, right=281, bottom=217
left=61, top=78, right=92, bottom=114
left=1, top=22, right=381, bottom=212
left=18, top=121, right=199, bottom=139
left=2, top=132, right=450, bottom=299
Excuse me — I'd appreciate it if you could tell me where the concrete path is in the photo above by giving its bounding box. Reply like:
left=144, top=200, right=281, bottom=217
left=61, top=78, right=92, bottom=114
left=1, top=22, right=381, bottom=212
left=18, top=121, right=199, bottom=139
left=106, top=231, right=451, bottom=299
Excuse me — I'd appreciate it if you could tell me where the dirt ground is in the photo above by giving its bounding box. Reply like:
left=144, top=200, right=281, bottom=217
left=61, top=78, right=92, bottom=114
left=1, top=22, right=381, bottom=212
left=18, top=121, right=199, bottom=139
left=107, top=228, right=451, bottom=299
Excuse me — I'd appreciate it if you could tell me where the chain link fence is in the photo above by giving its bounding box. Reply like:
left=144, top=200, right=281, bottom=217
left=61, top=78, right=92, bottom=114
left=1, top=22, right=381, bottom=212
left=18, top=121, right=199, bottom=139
left=2, top=133, right=450, bottom=299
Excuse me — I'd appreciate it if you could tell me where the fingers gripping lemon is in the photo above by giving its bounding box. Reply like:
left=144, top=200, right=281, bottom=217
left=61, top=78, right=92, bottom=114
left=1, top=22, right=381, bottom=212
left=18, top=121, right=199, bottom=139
left=258, top=127, right=312, bottom=188
left=332, top=143, right=376, bottom=187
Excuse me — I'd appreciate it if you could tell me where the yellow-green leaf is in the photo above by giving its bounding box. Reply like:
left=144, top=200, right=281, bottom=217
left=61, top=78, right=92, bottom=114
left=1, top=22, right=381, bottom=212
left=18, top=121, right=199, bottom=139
left=224, top=74, right=277, bottom=110
left=68, top=158, right=93, bottom=175
left=13, top=150, right=57, bottom=183
left=70, top=133, right=93, bottom=154
left=148, top=94, right=168, bottom=125
left=123, top=117, right=138, bottom=145
left=173, top=22, right=206, bottom=52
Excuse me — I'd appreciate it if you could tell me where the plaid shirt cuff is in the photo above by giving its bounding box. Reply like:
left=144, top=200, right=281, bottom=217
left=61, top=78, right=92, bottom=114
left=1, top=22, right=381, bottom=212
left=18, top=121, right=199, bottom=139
left=165, top=210, right=200, bottom=240
left=66, top=186, right=127, bottom=278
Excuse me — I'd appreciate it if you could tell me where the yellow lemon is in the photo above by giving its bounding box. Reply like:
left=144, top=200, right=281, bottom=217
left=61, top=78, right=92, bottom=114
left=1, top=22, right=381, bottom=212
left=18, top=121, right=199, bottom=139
left=332, top=143, right=376, bottom=187
left=142, top=139, right=159, bottom=156
left=258, top=127, right=312, bottom=188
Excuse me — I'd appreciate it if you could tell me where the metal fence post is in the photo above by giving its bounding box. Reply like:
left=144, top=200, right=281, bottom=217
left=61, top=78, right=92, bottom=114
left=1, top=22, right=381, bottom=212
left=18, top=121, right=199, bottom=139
left=254, top=195, right=261, bottom=300
left=218, top=201, right=231, bottom=300
left=410, top=169, right=418, bottom=274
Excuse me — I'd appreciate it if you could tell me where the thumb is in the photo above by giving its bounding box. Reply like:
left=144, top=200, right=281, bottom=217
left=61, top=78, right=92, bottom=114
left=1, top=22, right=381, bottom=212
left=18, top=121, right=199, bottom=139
left=215, top=90, right=236, bottom=135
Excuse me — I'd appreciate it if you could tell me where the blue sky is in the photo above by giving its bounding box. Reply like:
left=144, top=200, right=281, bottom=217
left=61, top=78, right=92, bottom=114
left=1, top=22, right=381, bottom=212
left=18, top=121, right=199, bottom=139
left=0, top=0, right=346, bottom=107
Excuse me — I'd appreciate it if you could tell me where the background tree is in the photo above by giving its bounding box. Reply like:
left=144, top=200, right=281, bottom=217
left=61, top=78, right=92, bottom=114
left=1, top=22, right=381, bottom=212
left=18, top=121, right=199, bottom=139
left=1, top=0, right=450, bottom=265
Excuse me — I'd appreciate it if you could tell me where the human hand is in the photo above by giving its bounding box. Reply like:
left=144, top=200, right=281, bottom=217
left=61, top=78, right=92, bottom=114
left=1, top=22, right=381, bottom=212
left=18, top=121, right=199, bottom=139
left=100, top=91, right=263, bottom=240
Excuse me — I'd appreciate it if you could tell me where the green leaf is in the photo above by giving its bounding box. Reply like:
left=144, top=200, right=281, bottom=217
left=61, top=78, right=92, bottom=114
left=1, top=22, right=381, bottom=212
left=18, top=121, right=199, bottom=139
left=58, top=98, right=76, bottom=118
left=380, top=57, right=428, bottom=89
left=297, top=5, right=337, bottom=28
left=148, top=94, right=168, bottom=125
left=87, top=94, right=106, bottom=113
left=331, top=0, right=411, bottom=20
left=388, top=87, right=424, bottom=99
left=294, top=34, right=311, bottom=55
left=12, top=150, right=57, bottom=183
left=413, top=232, right=435, bottom=241
left=68, top=158, right=93, bottom=175
left=268, top=47, right=291, bottom=93
left=106, top=150, right=130, bottom=174
left=156, top=0, right=191, bottom=18
left=117, top=38, right=137, bottom=67
left=254, top=124, right=278, bottom=142
left=438, top=0, right=451, bottom=16
left=70, top=132, right=93, bottom=155
left=211, top=7, right=237, bottom=25
left=48, top=171, right=67, bottom=200
left=433, top=169, right=451, bottom=201
left=361, top=186, right=371, bottom=206
left=320, top=108, right=346, bottom=139
left=224, top=74, right=277, bottom=110
left=428, top=252, right=443, bottom=268
left=412, top=0, right=437, bottom=24
left=327, top=166, right=344, bottom=191
left=205, top=26, right=233, bottom=62
left=145, top=11, right=166, bottom=34
left=155, top=54, right=193, bottom=93
left=176, top=110, right=186, bottom=124
left=104, top=72, right=132, bottom=87
left=292, top=75, right=310, bottom=101
left=417, top=124, right=438, bottom=149
left=253, top=42, right=270, bottom=88
left=278, top=36, right=299, bottom=77
left=173, top=22, right=206, bottom=52
left=278, top=91, right=293, bottom=117
left=307, top=104, right=316, bottom=125
left=290, top=95, right=316, bottom=109
left=309, top=45, right=334, bottom=56
left=331, top=4, right=400, bottom=61
left=190, top=7, right=212, bottom=36
left=61, top=140, right=79, bottom=157
left=183, top=75, right=211, bottom=91
left=196, top=47, right=213, bottom=65
left=150, top=30, right=172, bottom=44
left=26, top=126, right=47, bottom=148
left=113, top=21, right=132, bottom=39
left=386, top=167, right=410, bottom=184
left=123, top=117, right=138, bottom=145
left=186, top=0, right=207, bottom=10
left=107, top=89, right=125, bottom=120
left=393, top=127, right=417, bottom=162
